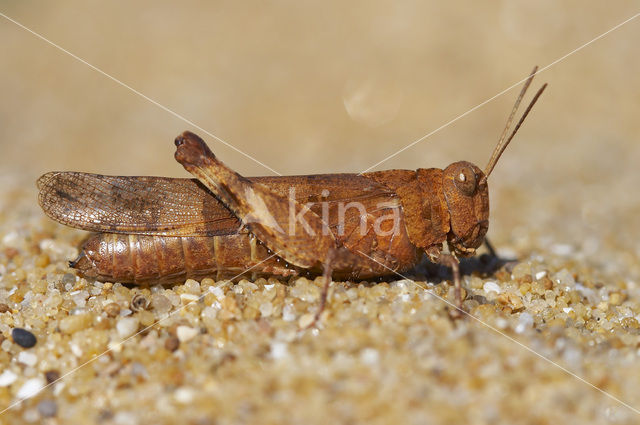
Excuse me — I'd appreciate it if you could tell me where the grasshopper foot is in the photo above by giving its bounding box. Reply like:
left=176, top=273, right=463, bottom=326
left=426, top=248, right=466, bottom=320
left=300, top=249, right=336, bottom=330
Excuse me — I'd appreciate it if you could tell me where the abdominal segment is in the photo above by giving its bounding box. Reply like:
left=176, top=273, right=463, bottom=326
left=71, top=233, right=291, bottom=284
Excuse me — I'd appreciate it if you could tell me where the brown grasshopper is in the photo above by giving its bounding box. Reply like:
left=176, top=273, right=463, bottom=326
left=37, top=68, right=546, bottom=319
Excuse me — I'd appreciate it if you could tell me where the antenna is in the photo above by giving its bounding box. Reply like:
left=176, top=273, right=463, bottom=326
left=483, top=66, right=547, bottom=178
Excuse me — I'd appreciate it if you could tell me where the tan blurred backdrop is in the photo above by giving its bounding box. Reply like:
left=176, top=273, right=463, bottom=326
left=1, top=1, right=639, bottom=262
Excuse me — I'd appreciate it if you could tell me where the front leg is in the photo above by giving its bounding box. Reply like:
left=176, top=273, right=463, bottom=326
left=425, top=246, right=464, bottom=319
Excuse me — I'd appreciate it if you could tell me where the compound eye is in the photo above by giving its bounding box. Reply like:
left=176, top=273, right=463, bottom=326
left=454, top=166, right=477, bottom=196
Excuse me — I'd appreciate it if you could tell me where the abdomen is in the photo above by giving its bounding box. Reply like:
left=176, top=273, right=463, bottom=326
left=71, top=233, right=289, bottom=284
left=72, top=214, right=421, bottom=284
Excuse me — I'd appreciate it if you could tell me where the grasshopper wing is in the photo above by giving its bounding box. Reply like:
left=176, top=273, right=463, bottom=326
left=37, top=172, right=241, bottom=237
left=37, top=171, right=401, bottom=240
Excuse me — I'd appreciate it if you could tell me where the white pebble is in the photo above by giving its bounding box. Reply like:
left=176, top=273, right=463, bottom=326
left=515, top=312, right=534, bottom=334
left=107, top=341, right=122, bottom=353
left=535, top=271, right=547, bottom=280
left=563, top=307, right=574, bottom=314
left=553, top=269, right=575, bottom=287
left=23, top=408, right=39, bottom=422
left=70, top=343, right=83, bottom=357
left=17, top=378, right=45, bottom=399
left=183, top=279, right=201, bottom=295
left=298, top=314, right=314, bottom=328
left=21, top=292, right=34, bottom=307
left=483, top=281, right=501, bottom=294
left=116, top=317, right=139, bottom=339
left=270, top=342, right=288, bottom=359
left=208, top=286, right=225, bottom=299
left=563, top=347, right=581, bottom=365
left=551, top=243, right=573, bottom=256
left=71, top=290, right=89, bottom=307
left=2, top=232, right=18, bottom=247
left=282, top=304, right=296, bottom=322
left=38, top=239, right=78, bottom=262
left=174, top=387, right=195, bottom=404
left=164, top=291, right=181, bottom=306
left=37, top=399, right=58, bottom=418
left=180, top=293, right=199, bottom=303
left=113, top=411, right=137, bottom=425
left=38, top=239, right=55, bottom=252
left=176, top=326, right=198, bottom=343
left=151, top=294, right=172, bottom=315
left=259, top=302, right=274, bottom=318
left=497, top=247, right=516, bottom=259
left=495, top=317, right=508, bottom=329
left=360, top=348, right=380, bottom=365
left=17, top=351, right=38, bottom=367
left=0, top=370, right=17, bottom=386
left=1, top=339, right=12, bottom=352
left=575, top=284, right=598, bottom=304
left=201, top=306, right=217, bottom=320
left=391, top=279, right=412, bottom=291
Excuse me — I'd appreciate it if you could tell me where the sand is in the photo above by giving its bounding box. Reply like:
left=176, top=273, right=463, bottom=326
left=1, top=2, right=640, bottom=424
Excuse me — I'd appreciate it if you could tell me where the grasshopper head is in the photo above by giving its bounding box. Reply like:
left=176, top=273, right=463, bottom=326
left=442, top=161, right=489, bottom=257
left=438, top=67, right=546, bottom=258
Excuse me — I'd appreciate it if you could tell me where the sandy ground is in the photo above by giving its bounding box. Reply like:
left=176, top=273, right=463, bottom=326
left=1, top=2, right=640, bottom=424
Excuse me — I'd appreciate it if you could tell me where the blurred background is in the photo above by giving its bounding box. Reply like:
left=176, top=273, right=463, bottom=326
left=1, top=1, right=639, bottom=274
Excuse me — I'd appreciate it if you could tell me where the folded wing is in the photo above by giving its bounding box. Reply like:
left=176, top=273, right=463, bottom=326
left=37, top=172, right=402, bottom=238
left=37, top=172, right=240, bottom=236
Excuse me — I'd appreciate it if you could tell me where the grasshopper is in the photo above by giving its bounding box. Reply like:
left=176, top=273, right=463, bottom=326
left=38, top=68, right=546, bottom=319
